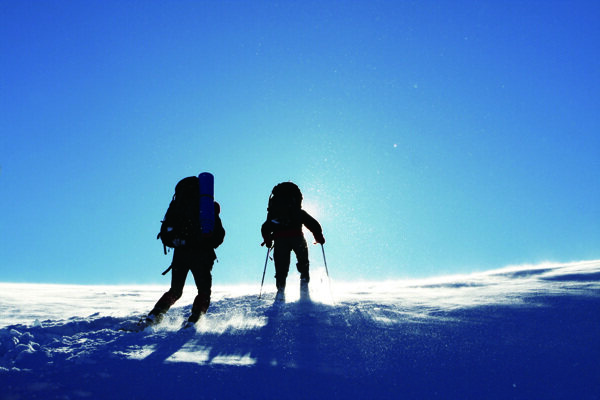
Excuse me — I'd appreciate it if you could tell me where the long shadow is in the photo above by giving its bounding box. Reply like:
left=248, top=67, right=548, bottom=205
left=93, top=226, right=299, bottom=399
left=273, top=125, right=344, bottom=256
left=112, top=285, right=380, bottom=399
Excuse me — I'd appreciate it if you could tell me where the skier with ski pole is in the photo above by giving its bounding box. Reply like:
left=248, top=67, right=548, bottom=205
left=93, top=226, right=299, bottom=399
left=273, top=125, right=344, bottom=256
left=260, top=182, right=325, bottom=297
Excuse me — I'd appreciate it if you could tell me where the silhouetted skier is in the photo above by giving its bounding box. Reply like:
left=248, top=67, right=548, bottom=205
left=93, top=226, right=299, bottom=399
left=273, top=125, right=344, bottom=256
left=261, top=182, right=324, bottom=294
left=146, top=175, right=225, bottom=327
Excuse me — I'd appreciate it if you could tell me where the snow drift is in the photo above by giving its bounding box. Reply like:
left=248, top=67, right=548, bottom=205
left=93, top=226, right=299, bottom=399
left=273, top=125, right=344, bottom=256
left=1, top=260, right=599, bottom=399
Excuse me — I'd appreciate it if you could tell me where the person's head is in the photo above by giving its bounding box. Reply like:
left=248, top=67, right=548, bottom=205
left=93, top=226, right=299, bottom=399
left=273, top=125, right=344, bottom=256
left=174, top=176, right=199, bottom=202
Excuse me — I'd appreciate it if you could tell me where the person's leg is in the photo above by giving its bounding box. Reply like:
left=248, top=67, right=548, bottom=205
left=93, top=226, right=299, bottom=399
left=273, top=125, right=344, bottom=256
left=148, top=249, right=189, bottom=321
left=293, top=236, right=310, bottom=282
left=188, top=250, right=214, bottom=322
left=273, top=238, right=292, bottom=290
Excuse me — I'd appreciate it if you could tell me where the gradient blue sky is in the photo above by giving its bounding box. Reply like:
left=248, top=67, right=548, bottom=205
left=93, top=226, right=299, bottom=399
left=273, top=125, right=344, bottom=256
left=1, top=1, right=599, bottom=285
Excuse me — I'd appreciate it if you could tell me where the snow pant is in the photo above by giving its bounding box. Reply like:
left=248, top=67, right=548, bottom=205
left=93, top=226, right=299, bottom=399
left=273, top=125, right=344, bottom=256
left=150, top=246, right=215, bottom=321
left=273, top=235, right=309, bottom=290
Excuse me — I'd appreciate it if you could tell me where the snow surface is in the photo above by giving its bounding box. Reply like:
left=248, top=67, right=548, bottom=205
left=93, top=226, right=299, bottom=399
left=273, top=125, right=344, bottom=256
left=1, top=261, right=599, bottom=399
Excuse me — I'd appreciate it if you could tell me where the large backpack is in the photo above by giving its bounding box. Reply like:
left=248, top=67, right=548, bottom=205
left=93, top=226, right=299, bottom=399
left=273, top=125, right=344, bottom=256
left=267, top=182, right=303, bottom=228
left=157, top=176, right=201, bottom=253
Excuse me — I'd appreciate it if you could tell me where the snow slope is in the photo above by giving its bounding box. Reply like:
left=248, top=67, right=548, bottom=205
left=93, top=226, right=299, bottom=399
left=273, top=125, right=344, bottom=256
left=1, top=261, right=599, bottom=399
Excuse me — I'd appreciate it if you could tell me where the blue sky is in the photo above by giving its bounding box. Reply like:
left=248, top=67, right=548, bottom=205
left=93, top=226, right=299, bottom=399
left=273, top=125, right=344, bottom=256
left=1, top=0, right=599, bottom=285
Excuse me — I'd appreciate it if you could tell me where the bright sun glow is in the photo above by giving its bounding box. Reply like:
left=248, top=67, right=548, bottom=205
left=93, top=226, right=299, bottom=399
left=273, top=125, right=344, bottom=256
left=301, top=200, right=322, bottom=222
left=301, top=199, right=324, bottom=240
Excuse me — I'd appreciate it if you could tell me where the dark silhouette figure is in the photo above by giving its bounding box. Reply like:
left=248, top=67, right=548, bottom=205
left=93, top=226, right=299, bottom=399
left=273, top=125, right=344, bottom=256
left=261, top=182, right=324, bottom=292
left=146, top=176, right=225, bottom=327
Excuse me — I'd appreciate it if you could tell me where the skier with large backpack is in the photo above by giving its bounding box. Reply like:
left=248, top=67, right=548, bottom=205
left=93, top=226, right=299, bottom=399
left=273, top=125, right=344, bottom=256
left=144, top=174, right=225, bottom=328
left=261, top=182, right=325, bottom=293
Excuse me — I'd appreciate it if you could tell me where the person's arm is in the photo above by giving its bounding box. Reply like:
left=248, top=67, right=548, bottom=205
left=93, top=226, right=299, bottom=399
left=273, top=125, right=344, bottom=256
left=301, top=210, right=325, bottom=244
left=261, top=220, right=273, bottom=248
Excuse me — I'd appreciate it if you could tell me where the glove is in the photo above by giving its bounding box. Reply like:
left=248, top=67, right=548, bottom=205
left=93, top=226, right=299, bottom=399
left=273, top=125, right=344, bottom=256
left=313, top=232, right=325, bottom=245
left=261, top=239, right=273, bottom=248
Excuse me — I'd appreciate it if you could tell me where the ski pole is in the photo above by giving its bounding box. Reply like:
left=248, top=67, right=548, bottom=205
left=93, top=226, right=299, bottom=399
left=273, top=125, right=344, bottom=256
left=321, top=244, right=330, bottom=278
left=321, top=244, right=334, bottom=302
left=259, top=247, right=271, bottom=299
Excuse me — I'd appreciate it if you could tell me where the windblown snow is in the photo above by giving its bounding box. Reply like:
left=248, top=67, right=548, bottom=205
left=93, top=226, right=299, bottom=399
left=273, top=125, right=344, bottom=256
left=1, top=260, right=599, bottom=399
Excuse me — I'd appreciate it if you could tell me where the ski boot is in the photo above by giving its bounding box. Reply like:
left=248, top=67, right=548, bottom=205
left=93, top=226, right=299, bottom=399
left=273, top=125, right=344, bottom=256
left=275, top=280, right=286, bottom=302
left=182, top=312, right=203, bottom=329
left=129, top=312, right=163, bottom=332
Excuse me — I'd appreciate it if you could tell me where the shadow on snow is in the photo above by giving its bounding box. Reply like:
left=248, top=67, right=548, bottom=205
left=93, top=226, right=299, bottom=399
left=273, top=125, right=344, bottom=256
left=2, top=270, right=600, bottom=400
